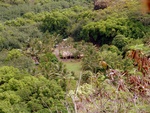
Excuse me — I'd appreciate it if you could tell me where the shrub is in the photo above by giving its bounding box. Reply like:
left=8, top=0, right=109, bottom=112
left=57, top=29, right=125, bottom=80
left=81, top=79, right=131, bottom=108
left=5, top=18, right=35, bottom=26
left=99, top=44, right=110, bottom=51
left=99, top=51, right=123, bottom=70
left=0, top=37, right=21, bottom=50
left=0, top=23, right=5, bottom=31
left=0, top=37, right=5, bottom=51
left=40, top=52, right=58, bottom=64
left=6, top=49, right=22, bottom=61
left=108, top=45, right=121, bottom=54
left=112, top=34, right=128, bottom=50
left=100, top=44, right=121, bottom=54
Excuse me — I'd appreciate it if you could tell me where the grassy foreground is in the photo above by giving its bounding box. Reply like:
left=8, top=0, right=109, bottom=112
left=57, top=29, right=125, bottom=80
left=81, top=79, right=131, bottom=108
left=63, top=60, right=82, bottom=76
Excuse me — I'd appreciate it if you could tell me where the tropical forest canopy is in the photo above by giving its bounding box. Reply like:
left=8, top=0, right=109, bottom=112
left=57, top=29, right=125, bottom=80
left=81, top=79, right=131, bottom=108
left=0, top=0, right=150, bottom=113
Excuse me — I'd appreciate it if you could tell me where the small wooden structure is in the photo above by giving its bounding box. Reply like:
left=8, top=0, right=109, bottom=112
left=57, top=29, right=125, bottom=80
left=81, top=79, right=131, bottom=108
left=53, top=38, right=84, bottom=59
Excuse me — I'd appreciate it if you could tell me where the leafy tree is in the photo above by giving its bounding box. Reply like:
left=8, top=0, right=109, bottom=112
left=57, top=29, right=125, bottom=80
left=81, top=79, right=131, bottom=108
left=99, top=50, right=134, bottom=71
left=112, top=34, right=128, bottom=50
left=0, top=50, right=34, bottom=74
left=125, top=20, right=146, bottom=38
left=80, top=17, right=128, bottom=44
left=81, top=43, right=100, bottom=73
left=0, top=66, right=67, bottom=113
left=42, top=11, right=70, bottom=36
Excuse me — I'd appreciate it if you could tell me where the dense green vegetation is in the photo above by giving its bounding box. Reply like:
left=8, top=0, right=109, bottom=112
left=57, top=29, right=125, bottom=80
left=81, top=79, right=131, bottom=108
left=0, top=0, right=150, bottom=112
